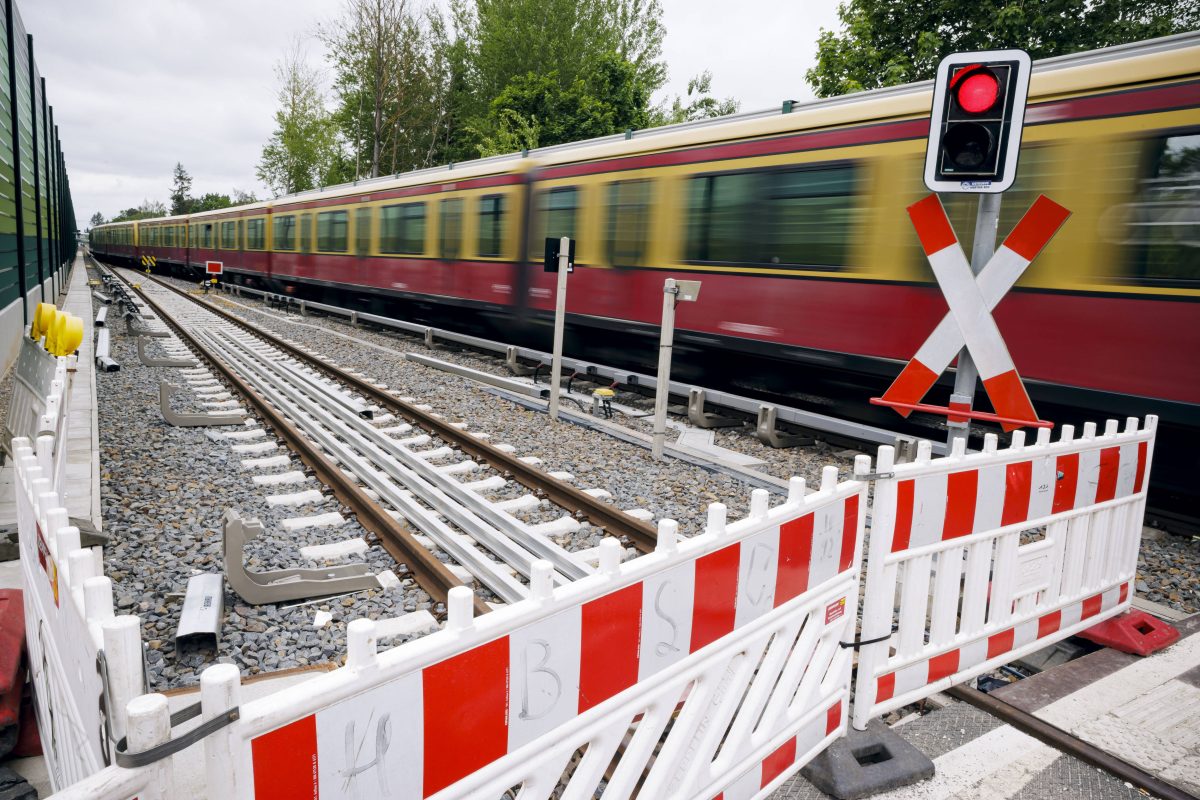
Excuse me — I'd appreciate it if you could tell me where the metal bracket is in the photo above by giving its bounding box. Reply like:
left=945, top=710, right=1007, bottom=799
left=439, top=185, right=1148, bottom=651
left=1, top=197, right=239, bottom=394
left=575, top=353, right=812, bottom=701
left=504, top=345, right=534, bottom=376
left=755, top=404, right=814, bottom=448
left=687, top=388, right=741, bottom=429
left=137, top=336, right=198, bottom=368
left=115, top=701, right=240, bottom=768
left=159, top=381, right=245, bottom=427
left=223, top=509, right=379, bottom=604
left=854, top=471, right=895, bottom=481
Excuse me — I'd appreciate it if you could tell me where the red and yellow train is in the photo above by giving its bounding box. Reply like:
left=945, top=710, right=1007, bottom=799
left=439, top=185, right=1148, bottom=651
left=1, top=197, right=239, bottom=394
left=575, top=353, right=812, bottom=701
left=91, top=34, right=1200, bottom=524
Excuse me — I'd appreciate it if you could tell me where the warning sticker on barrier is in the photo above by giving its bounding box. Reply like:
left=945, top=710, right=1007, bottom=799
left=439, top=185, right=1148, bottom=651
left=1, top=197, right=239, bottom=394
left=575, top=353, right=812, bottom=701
left=249, top=473, right=868, bottom=800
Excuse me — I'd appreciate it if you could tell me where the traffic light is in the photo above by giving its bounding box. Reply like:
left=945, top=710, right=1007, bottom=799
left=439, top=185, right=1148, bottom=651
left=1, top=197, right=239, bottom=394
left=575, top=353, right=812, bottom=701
left=924, top=49, right=1031, bottom=194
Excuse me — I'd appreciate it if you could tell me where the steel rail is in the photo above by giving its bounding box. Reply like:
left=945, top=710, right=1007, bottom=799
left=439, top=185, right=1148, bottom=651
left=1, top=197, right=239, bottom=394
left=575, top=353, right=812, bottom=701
left=947, top=685, right=1195, bottom=800
left=141, top=272, right=660, bottom=552
left=107, top=266, right=488, bottom=615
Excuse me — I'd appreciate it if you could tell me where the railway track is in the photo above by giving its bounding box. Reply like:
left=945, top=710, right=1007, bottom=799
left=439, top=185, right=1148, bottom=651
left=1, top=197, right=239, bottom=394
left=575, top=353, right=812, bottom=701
left=98, top=260, right=658, bottom=615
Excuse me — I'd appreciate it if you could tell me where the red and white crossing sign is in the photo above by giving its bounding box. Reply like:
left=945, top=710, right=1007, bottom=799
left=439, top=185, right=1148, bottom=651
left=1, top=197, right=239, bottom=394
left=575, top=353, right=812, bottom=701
left=877, top=193, right=1070, bottom=431
left=206, top=260, right=223, bottom=275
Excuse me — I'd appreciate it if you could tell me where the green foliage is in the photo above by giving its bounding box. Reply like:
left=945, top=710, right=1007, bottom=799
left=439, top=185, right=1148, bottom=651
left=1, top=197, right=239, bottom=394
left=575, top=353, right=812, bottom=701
left=169, top=163, right=193, bottom=216
left=192, top=193, right=234, bottom=212
left=806, top=0, right=1200, bottom=97
left=476, top=52, right=653, bottom=155
left=257, top=41, right=343, bottom=196
left=88, top=211, right=104, bottom=229
left=111, top=199, right=166, bottom=223
left=653, top=70, right=740, bottom=125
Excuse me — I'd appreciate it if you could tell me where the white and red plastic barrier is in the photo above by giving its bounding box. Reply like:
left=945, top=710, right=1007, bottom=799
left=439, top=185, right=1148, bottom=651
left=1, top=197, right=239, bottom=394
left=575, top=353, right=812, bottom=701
left=49, top=465, right=868, bottom=800
left=852, top=416, right=1156, bottom=729
left=14, top=434, right=145, bottom=792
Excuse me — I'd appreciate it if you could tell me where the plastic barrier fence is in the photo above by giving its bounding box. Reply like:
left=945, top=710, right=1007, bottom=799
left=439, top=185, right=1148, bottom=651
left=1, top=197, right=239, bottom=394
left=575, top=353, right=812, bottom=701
left=48, top=465, right=868, bottom=800
left=14, top=435, right=145, bottom=792
left=5, top=335, right=72, bottom=497
left=852, top=416, right=1156, bottom=729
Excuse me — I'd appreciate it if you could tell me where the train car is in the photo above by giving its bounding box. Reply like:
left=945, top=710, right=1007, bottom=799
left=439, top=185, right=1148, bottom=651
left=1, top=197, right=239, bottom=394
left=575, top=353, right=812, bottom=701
left=137, top=214, right=189, bottom=268
left=88, top=33, right=1199, bottom=524
left=89, top=220, right=139, bottom=263
left=184, top=201, right=271, bottom=277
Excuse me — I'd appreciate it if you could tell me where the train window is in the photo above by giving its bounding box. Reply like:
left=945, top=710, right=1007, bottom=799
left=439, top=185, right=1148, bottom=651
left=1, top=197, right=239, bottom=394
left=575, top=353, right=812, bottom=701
left=477, top=194, right=506, bottom=257
left=355, top=207, right=371, bottom=256
left=686, top=165, right=859, bottom=268
left=246, top=219, right=266, bottom=250
left=274, top=215, right=296, bottom=250
left=604, top=180, right=651, bottom=267
left=237, top=220, right=245, bottom=250
left=380, top=202, right=425, bottom=254
left=163, top=227, right=172, bottom=247
left=220, top=221, right=236, bottom=249
left=440, top=198, right=463, bottom=259
left=203, top=224, right=214, bottom=248
left=529, top=187, right=578, bottom=260
left=1124, top=133, right=1199, bottom=287
left=300, top=213, right=313, bottom=254
left=317, top=210, right=349, bottom=252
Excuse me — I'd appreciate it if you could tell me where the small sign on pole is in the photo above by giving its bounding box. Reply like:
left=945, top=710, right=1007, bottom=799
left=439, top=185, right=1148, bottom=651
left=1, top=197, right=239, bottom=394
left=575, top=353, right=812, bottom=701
left=652, top=279, right=701, bottom=459
left=206, top=260, right=223, bottom=276
left=547, top=238, right=572, bottom=420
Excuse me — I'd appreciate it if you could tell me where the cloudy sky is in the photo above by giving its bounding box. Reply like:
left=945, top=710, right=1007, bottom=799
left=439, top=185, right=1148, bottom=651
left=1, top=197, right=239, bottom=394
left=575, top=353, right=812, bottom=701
left=22, top=0, right=842, bottom=225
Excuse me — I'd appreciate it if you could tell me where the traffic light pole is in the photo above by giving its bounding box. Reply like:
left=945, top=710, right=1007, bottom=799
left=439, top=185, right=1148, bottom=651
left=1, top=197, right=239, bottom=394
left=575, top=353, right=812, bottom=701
left=947, top=192, right=1002, bottom=449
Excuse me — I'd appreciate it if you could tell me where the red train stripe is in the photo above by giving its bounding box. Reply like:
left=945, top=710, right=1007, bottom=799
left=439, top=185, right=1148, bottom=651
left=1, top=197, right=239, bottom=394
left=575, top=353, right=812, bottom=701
left=907, top=195, right=957, bottom=256
left=579, top=585, right=643, bottom=713
left=944, top=470, right=978, bottom=540
left=1095, top=447, right=1120, bottom=503
left=1002, top=196, right=1072, bottom=261
left=1052, top=453, right=1080, bottom=514
left=1001, top=461, right=1032, bottom=526
left=776, top=513, right=814, bottom=605
left=691, top=544, right=741, bottom=652
left=423, top=637, right=510, bottom=797
left=892, top=480, right=915, bottom=553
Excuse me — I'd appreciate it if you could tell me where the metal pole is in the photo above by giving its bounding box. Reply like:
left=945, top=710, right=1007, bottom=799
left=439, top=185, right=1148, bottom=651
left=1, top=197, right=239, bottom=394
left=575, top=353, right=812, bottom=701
left=652, top=279, right=678, bottom=460
left=947, top=192, right=1002, bottom=448
left=547, top=236, right=570, bottom=420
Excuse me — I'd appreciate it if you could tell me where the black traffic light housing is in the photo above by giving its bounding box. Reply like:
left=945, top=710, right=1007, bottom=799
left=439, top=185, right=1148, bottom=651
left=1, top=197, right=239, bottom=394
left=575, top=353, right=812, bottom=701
left=924, top=49, right=1031, bottom=193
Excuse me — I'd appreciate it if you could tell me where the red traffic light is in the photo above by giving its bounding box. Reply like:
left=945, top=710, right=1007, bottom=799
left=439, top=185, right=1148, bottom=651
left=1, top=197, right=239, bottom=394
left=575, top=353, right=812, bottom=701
left=950, top=65, right=1001, bottom=114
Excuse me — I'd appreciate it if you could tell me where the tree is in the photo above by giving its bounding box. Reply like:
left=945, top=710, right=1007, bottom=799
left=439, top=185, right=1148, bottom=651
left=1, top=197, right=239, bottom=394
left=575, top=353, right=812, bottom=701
left=257, top=40, right=343, bottom=196
left=169, top=163, right=193, bottom=215
left=320, top=0, right=445, bottom=179
left=806, top=0, right=1200, bottom=97
left=110, top=199, right=167, bottom=223
left=192, top=193, right=233, bottom=212
left=88, top=211, right=105, bottom=228
left=475, top=51, right=653, bottom=155
left=654, top=70, right=739, bottom=125
left=232, top=188, right=260, bottom=205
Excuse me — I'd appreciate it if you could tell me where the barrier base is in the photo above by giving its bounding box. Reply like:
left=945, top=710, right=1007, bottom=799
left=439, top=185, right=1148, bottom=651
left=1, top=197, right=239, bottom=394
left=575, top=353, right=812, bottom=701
left=799, top=719, right=934, bottom=799
left=1077, top=610, right=1180, bottom=656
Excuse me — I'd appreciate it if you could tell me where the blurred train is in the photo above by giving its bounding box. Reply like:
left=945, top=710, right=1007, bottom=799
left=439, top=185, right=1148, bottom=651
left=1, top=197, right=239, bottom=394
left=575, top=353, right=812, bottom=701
left=91, top=33, right=1200, bottom=527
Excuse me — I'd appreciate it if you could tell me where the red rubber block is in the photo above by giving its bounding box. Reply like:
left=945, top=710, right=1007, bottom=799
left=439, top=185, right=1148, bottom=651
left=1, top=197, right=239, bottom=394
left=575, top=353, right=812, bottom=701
left=1078, top=609, right=1180, bottom=656
left=11, top=687, right=41, bottom=759
left=0, top=591, right=23, bottom=696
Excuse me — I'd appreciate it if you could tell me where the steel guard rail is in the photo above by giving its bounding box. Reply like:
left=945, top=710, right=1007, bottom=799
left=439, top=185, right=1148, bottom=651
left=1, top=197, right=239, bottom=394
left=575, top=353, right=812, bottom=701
left=48, top=462, right=870, bottom=800
left=852, top=415, right=1157, bottom=729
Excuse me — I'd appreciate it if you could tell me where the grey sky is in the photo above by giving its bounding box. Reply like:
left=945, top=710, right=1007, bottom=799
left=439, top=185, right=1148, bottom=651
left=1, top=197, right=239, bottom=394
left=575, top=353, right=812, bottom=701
left=22, top=0, right=841, bottom=225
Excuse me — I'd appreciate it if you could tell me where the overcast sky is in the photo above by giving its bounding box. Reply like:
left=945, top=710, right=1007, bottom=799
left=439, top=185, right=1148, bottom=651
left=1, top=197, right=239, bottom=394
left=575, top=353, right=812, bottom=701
left=22, top=0, right=842, bottom=225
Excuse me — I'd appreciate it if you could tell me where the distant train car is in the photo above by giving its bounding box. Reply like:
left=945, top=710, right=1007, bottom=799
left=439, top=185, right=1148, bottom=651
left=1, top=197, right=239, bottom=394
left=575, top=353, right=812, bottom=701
left=89, top=33, right=1200, bottom=523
